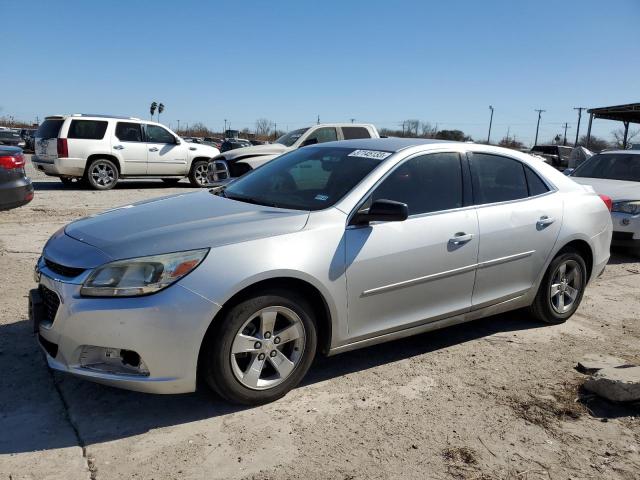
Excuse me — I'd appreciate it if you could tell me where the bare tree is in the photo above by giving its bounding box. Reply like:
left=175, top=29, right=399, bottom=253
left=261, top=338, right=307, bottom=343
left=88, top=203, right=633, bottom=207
left=498, top=135, right=524, bottom=150
left=577, top=135, right=609, bottom=152
left=403, top=119, right=420, bottom=137
left=611, top=127, right=640, bottom=149
left=420, top=122, right=438, bottom=138
left=255, top=118, right=273, bottom=136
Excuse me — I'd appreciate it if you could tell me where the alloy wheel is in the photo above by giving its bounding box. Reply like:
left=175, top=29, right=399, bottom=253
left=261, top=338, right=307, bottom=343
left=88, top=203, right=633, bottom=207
left=90, top=162, right=116, bottom=187
left=230, top=306, right=306, bottom=390
left=193, top=163, right=208, bottom=186
left=549, top=259, right=582, bottom=314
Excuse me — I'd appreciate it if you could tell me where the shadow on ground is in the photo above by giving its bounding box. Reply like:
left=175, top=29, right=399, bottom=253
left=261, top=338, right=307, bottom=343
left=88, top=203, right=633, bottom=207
left=1, top=311, right=544, bottom=454
left=32, top=179, right=199, bottom=191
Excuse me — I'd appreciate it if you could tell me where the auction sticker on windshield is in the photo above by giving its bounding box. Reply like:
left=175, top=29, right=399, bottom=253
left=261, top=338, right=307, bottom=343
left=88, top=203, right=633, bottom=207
left=348, top=150, right=392, bottom=160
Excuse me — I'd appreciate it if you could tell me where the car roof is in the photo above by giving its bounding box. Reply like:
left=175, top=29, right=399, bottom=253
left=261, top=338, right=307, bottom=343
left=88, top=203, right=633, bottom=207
left=596, top=149, right=640, bottom=155
left=316, top=137, right=453, bottom=152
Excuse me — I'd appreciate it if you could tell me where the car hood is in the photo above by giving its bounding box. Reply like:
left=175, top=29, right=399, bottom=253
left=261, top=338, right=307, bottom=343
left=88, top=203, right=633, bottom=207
left=63, top=191, right=309, bottom=261
left=570, top=177, right=640, bottom=201
left=219, top=143, right=289, bottom=161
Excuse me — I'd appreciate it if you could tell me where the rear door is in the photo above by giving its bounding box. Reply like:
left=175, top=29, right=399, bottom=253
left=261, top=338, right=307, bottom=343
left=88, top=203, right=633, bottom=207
left=34, top=118, right=65, bottom=161
left=144, top=124, right=187, bottom=175
left=469, top=152, right=562, bottom=308
left=113, top=122, right=147, bottom=174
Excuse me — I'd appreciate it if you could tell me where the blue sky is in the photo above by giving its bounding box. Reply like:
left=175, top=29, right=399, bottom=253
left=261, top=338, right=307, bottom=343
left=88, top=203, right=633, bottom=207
left=2, top=0, right=639, bottom=145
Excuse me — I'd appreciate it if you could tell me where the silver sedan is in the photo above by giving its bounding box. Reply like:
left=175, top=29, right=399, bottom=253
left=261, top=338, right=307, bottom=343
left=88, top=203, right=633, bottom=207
left=30, top=138, right=612, bottom=404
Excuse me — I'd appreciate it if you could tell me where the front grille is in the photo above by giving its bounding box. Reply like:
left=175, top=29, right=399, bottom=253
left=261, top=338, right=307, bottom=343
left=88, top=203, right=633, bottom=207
left=44, top=258, right=85, bottom=278
left=38, top=334, right=58, bottom=358
left=40, top=285, right=60, bottom=324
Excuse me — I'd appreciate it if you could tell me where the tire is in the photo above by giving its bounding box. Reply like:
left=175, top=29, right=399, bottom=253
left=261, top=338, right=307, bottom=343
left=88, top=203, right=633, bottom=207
left=529, top=250, right=587, bottom=324
left=188, top=160, right=209, bottom=187
left=201, top=290, right=317, bottom=405
left=161, top=178, right=181, bottom=186
left=85, top=158, right=119, bottom=190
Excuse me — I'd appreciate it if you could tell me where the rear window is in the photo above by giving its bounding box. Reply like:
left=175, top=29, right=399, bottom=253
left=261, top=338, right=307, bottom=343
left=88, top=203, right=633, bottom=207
left=342, top=126, right=371, bottom=140
left=36, top=119, right=64, bottom=139
left=67, top=120, right=108, bottom=140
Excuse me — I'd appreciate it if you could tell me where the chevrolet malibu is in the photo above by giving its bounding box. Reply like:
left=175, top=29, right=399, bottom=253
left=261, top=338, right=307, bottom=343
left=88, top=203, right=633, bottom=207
left=30, top=138, right=612, bottom=404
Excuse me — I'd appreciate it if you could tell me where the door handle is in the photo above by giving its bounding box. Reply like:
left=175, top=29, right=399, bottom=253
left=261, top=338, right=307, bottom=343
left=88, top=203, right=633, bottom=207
left=537, top=215, right=555, bottom=227
left=149, top=147, right=159, bottom=152
left=113, top=145, right=124, bottom=150
left=449, top=232, right=474, bottom=245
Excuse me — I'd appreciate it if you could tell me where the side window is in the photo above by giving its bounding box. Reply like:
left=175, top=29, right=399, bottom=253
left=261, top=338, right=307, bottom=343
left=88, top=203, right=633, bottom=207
left=67, top=120, right=108, bottom=140
left=370, top=153, right=463, bottom=216
left=342, top=126, right=371, bottom=140
left=146, top=125, right=175, bottom=144
left=524, top=165, right=549, bottom=196
left=115, top=122, right=143, bottom=142
left=306, top=127, right=337, bottom=144
left=470, top=153, right=528, bottom=204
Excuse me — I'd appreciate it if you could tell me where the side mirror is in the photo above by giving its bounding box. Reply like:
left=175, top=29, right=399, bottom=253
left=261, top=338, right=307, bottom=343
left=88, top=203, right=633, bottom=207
left=563, top=168, right=575, bottom=176
left=301, top=138, right=318, bottom=147
left=175, top=137, right=181, bottom=145
left=351, top=199, right=408, bottom=225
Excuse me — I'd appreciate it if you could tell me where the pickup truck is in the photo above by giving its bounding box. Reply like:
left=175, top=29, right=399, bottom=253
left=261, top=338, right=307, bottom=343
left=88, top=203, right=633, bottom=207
left=207, top=123, right=379, bottom=184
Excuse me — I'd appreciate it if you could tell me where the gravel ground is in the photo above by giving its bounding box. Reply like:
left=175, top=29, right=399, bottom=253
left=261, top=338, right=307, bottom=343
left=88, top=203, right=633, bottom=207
left=1, top=158, right=639, bottom=480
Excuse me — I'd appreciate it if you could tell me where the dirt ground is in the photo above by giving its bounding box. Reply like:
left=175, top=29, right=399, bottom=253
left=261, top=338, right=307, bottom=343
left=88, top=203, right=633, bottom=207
left=1, top=159, right=639, bottom=480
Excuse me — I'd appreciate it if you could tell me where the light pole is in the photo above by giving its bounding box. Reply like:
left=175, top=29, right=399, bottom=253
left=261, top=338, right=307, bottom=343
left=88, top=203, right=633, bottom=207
left=534, top=109, right=545, bottom=146
left=573, top=107, right=585, bottom=147
left=223, top=119, right=227, bottom=137
left=177, top=119, right=180, bottom=132
left=487, top=105, right=494, bottom=144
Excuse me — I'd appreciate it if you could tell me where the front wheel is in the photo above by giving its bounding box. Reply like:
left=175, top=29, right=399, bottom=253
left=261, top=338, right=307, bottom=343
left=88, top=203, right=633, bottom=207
left=201, top=291, right=317, bottom=405
left=529, top=250, right=587, bottom=324
left=188, top=160, right=209, bottom=187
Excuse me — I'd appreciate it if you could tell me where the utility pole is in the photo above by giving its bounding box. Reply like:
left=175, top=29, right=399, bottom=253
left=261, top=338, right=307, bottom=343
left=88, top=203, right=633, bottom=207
left=274, top=122, right=277, bottom=140
left=317, top=115, right=320, bottom=125
left=487, top=105, right=494, bottom=144
left=562, top=122, right=571, bottom=146
left=223, top=119, right=227, bottom=137
left=177, top=119, right=180, bottom=132
left=401, top=121, right=405, bottom=137
left=534, top=109, right=545, bottom=146
left=350, top=118, right=355, bottom=123
left=573, top=107, right=585, bottom=147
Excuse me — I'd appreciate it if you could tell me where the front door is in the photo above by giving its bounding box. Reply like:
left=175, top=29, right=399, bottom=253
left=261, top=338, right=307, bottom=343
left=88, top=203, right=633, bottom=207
left=468, top=152, right=563, bottom=308
left=144, top=124, right=188, bottom=175
left=345, top=152, right=479, bottom=341
left=113, top=122, right=147, bottom=175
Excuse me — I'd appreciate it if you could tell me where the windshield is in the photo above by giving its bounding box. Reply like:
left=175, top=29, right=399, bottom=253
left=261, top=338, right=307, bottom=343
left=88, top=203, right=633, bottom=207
left=573, top=153, right=640, bottom=182
left=223, top=146, right=389, bottom=210
left=275, top=128, right=309, bottom=147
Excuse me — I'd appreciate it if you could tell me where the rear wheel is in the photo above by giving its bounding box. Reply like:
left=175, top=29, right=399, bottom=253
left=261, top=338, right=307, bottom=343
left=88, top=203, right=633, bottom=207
left=201, top=290, right=317, bottom=405
left=529, top=250, right=587, bottom=324
left=85, top=159, right=119, bottom=190
left=188, top=160, right=209, bottom=187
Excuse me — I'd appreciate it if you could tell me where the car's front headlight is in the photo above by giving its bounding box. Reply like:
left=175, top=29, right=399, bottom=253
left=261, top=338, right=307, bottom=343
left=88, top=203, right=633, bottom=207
left=612, top=200, right=640, bottom=215
left=81, top=249, right=209, bottom=297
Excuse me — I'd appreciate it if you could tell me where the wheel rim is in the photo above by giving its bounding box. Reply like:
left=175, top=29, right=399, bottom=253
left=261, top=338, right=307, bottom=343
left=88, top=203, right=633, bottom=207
left=549, top=259, right=582, bottom=314
left=230, top=306, right=306, bottom=391
left=194, top=163, right=208, bottom=186
left=90, top=162, right=116, bottom=187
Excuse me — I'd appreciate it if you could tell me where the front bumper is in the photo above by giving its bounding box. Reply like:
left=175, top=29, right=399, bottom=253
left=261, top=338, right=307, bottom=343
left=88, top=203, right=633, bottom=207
left=610, top=211, right=640, bottom=247
left=32, top=264, right=220, bottom=394
left=32, top=155, right=86, bottom=177
left=0, top=175, right=33, bottom=211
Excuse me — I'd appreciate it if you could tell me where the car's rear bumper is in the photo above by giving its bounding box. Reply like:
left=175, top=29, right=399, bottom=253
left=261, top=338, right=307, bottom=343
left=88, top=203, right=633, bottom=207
left=0, top=175, right=34, bottom=211
left=32, top=155, right=86, bottom=177
left=610, top=212, right=640, bottom=247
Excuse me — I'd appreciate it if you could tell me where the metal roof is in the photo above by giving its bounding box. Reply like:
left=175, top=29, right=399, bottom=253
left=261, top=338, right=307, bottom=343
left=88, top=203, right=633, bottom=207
left=587, top=103, right=640, bottom=124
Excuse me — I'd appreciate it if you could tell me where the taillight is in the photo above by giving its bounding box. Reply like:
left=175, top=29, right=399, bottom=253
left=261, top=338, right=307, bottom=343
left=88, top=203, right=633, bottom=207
left=598, top=194, right=612, bottom=212
left=0, top=153, right=25, bottom=169
left=57, top=138, right=68, bottom=157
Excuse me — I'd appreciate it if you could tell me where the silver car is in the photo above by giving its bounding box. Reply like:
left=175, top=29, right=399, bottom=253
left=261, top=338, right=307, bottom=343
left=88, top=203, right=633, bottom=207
left=30, top=138, right=612, bottom=404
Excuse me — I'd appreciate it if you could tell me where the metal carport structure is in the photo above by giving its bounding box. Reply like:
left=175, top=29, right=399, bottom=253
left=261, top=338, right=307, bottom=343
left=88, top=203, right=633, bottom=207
left=586, top=103, right=640, bottom=149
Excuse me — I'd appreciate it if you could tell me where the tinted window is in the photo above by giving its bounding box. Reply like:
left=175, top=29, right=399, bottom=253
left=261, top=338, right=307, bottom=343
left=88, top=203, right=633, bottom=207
left=573, top=153, right=640, bottom=182
left=115, top=122, right=143, bottom=142
left=471, top=153, right=528, bottom=204
left=524, top=166, right=549, bottom=196
left=276, top=128, right=309, bottom=147
left=224, top=146, right=384, bottom=211
left=371, top=153, right=463, bottom=215
left=146, top=125, right=175, bottom=143
left=36, top=119, right=64, bottom=139
left=342, top=126, right=371, bottom=140
left=306, top=127, right=338, bottom=144
left=67, top=120, right=108, bottom=140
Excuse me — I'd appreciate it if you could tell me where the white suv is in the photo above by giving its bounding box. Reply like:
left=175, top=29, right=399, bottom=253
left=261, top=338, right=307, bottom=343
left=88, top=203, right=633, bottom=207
left=32, top=114, right=219, bottom=190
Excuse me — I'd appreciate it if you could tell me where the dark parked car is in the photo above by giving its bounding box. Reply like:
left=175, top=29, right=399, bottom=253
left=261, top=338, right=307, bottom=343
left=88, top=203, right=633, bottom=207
left=220, top=138, right=252, bottom=152
left=0, top=130, right=26, bottom=148
left=529, top=145, right=573, bottom=170
left=0, top=146, right=34, bottom=210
